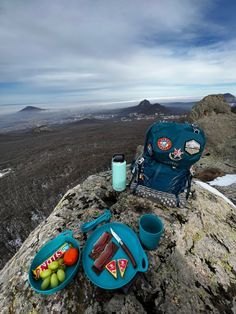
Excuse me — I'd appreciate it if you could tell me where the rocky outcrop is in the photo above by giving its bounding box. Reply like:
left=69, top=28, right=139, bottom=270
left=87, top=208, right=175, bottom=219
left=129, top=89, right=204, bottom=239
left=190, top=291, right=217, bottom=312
left=0, top=170, right=235, bottom=314
left=188, top=95, right=231, bottom=121
left=187, top=95, right=236, bottom=165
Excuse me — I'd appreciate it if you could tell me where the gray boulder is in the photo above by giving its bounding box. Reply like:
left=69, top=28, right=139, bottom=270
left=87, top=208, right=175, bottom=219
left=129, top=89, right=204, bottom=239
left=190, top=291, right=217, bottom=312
left=0, top=170, right=236, bottom=314
left=188, top=94, right=231, bottom=121
left=187, top=94, right=236, bottom=165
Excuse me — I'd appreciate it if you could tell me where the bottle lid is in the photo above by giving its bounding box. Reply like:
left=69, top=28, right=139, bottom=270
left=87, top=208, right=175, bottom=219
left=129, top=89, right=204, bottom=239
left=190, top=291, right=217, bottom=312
left=113, top=154, right=125, bottom=162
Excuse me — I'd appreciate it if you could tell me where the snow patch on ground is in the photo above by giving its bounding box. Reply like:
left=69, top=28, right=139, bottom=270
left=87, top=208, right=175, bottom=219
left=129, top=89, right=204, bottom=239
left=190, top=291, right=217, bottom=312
left=0, top=168, right=12, bottom=178
left=194, top=180, right=236, bottom=208
left=208, top=174, right=236, bottom=186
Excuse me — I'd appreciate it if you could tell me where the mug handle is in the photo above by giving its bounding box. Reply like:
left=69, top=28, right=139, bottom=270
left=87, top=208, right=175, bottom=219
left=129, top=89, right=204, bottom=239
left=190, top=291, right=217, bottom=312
left=138, top=248, right=149, bottom=272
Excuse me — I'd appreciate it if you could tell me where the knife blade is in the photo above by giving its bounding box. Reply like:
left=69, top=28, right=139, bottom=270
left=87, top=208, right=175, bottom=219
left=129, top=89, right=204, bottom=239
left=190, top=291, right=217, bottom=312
left=110, top=228, right=137, bottom=269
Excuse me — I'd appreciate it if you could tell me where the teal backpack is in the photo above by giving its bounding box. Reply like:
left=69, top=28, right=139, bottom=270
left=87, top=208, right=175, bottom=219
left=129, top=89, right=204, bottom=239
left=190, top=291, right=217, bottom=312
left=130, top=121, right=206, bottom=207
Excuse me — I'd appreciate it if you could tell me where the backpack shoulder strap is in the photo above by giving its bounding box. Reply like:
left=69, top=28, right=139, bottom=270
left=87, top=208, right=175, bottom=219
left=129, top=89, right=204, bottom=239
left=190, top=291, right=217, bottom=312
left=129, top=155, right=144, bottom=189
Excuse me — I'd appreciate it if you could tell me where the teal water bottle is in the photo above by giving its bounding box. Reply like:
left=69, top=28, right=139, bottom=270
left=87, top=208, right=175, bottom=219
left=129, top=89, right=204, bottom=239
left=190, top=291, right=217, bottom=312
left=112, top=154, right=126, bottom=192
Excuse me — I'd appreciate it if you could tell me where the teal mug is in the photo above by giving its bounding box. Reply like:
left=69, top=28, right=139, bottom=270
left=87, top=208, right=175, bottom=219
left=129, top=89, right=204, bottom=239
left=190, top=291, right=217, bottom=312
left=139, top=214, right=164, bottom=250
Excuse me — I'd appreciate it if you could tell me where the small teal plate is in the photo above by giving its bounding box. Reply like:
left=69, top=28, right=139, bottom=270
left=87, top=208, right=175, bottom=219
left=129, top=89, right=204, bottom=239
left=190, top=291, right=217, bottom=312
left=82, top=222, right=148, bottom=290
left=28, top=230, right=81, bottom=295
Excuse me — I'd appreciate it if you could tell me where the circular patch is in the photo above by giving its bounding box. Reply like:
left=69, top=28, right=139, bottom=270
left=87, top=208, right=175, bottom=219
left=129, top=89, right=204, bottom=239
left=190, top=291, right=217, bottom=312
left=157, top=138, right=172, bottom=151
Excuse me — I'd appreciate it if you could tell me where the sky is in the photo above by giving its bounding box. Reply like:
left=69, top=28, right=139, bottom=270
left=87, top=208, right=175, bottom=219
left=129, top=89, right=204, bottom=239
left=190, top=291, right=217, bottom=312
left=0, top=0, right=236, bottom=108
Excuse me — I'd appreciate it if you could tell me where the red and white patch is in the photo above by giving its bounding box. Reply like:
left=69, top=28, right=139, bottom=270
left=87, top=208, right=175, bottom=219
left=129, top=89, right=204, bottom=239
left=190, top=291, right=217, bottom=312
left=105, top=260, right=117, bottom=279
left=169, top=148, right=184, bottom=161
left=157, top=138, right=172, bottom=151
left=118, top=259, right=128, bottom=278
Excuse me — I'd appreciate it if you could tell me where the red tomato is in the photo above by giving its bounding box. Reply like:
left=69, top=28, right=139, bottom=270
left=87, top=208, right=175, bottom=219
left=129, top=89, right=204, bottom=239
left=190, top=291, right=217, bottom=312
left=64, top=247, right=79, bottom=266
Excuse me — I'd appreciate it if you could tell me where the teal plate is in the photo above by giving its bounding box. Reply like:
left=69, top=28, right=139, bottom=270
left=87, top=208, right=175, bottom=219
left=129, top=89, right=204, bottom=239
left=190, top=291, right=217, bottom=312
left=28, top=230, right=81, bottom=295
left=82, top=222, right=148, bottom=290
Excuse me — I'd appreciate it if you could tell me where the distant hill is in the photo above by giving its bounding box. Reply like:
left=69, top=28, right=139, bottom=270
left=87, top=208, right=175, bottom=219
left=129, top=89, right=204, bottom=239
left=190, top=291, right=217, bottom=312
left=115, top=99, right=188, bottom=116
left=118, top=99, right=192, bottom=116
left=122, top=99, right=169, bottom=115
left=223, top=93, right=236, bottom=104
left=19, top=106, right=45, bottom=113
left=220, top=93, right=236, bottom=113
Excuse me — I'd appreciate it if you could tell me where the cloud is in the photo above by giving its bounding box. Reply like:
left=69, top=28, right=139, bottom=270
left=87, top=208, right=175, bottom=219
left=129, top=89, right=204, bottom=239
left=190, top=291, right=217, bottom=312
left=0, top=0, right=235, bottom=105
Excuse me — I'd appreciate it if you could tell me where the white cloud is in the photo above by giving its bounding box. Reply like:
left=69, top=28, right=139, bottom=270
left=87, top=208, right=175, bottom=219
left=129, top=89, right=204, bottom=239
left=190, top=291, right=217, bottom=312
left=0, top=0, right=235, bottom=105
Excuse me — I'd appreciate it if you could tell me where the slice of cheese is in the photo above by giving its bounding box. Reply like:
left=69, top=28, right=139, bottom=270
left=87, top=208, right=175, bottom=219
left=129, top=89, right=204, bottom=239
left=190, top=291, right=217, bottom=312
left=118, top=259, right=128, bottom=278
left=105, top=260, right=117, bottom=279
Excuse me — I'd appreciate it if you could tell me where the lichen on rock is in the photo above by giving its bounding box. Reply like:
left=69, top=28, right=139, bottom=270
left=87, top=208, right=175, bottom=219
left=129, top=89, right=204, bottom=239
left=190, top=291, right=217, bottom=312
left=0, top=170, right=236, bottom=314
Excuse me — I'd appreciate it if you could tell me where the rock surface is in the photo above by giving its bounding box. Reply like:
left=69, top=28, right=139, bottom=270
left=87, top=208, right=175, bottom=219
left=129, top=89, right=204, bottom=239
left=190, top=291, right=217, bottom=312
left=187, top=94, right=236, bottom=174
left=188, top=94, right=232, bottom=121
left=212, top=183, right=236, bottom=206
left=0, top=170, right=236, bottom=314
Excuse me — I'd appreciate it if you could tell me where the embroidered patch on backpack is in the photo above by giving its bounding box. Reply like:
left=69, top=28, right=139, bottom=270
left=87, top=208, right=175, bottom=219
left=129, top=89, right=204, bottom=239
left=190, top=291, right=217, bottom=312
left=185, top=140, right=200, bottom=155
left=157, top=138, right=172, bottom=150
left=169, top=148, right=184, bottom=161
left=147, top=143, right=153, bottom=156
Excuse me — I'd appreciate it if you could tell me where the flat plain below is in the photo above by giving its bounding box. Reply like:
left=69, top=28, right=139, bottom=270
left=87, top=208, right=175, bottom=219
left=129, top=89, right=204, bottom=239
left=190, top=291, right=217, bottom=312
left=0, top=119, right=153, bottom=269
